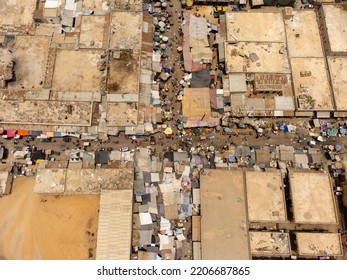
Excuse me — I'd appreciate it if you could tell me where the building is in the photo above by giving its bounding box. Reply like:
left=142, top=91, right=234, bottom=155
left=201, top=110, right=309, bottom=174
left=34, top=167, right=133, bottom=195
left=318, top=4, right=347, bottom=56
left=249, top=232, right=291, bottom=258
left=245, top=171, right=287, bottom=223
left=289, top=171, right=338, bottom=225
left=295, top=233, right=343, bottom=258
left=0, top=168, right=13, bottom=196
left=222, top=7, right=347, bottom=117
left=182, top=88, right=220, bottom=127
left=223, top=11, right=295, bottom=116
left=0, top=4, right=152, bottom=140
left=199, top=168, right=342, bottom=259
left=96, top=189, right=133, bottom=260
left=200, top=170, right=250, bottom=260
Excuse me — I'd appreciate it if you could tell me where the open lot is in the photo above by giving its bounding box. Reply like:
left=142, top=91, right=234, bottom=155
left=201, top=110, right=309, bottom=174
left=79, top=16, right=107, bottom=49
left=0, top=0, right=36, bottom=25
left=0, top=177, right=100, bottom=260
left=82, top=0, right=110, bottom=11
left=8, top=36, right=50, bottom=91
left=109, top=11, right=142, bottom=51
left=108, top=50, right=139, bottom=94
left=52, top=50, right=103, bottom=92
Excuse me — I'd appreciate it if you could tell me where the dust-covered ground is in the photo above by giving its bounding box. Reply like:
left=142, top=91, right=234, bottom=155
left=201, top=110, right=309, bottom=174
left=0, top=177, right=100, bottom=260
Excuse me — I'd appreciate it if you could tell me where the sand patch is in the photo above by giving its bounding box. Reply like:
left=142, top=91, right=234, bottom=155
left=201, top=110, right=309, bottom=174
left=0, top=177, right=100, bottom=260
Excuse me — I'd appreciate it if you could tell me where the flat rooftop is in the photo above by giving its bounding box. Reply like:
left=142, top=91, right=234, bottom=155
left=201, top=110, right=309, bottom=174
left=295, top=233, right=343, bottom=257
left=291, top=57, right=333, bottom=110
left=0, top=100, right=92, bottom=126
left=245, top=171, right=287, bottom=223
left=225, top=42, right=290, bottom=74
left=34, top=169, right=66, bottom=194
left=106, top=103, right=138, bottom=127
left=8, top=36, right=50, bottom=91
left=52, top=50, right=103, bottom=92
left=65, top=168, right=133, bottom=194
left=0, top=171, right=11, bottom=194
left=34, top=168, right=134, bottom=194
left=0, top=0, right=36, bottom=25
left=182, top=88, right=212, bottom=119
left=322, top=4, right=347, bottom=53
left=225, top=12, right=286, bottom=42
left=249, top=232, right=291, bottom=257
left=289, top=171, right=337, bottom=224
left=96, top=189, right=133, bottom=260
left=200, top=170, right=250, bottom=260
left=284, top=11, right=324, bottom=58
left=109, top=11, right=142, bottom=52
left=327, top=56, right=347, bottom=111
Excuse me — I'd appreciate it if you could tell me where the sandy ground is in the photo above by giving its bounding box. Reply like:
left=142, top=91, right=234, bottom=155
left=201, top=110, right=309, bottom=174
left=0, top=177, right=100, bottom=260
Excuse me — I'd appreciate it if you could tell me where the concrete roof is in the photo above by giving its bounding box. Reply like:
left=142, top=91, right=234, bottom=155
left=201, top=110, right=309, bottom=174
left=245, top=171, right=287, bottom=223
left=200, top=170, right=250, bottom=260
left=34, top=168, right=133, bottom=194
left=327, top=56, right=347, bottom=111
left=65, top=168, right=133, bottom=194
left=249, top=232, right=291, bottom=257
left=229, top=73, right=247, bottom=93
left=289, top=171, right=337, bottom=224
left=295, top=233, right=343, bottom=257
left=0, top=100, right=92, bottom=126
left=322, top=4, right=347, bottom=53
left=34, top=169, right=66, bottom=194
left=225, top=42, right=290, bottom=74
left=182, top=88, right=212, bottom=119
left=0, top=171, right=11, bottom=194
left=284, top=11, right=324, bottom=58
left=106, top=103, right=138, bottom=127
left=225, top=12, right=286, bottom=42
left=96, top=189, right=133, bottom=260
left=291, top=57, right=333, bottom=111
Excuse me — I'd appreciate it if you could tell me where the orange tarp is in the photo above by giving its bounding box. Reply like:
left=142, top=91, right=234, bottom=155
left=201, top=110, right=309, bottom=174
left=17, top=130, right=29, bottom=136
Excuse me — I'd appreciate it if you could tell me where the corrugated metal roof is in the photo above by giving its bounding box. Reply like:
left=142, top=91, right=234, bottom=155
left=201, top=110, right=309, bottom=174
left=96, top=190, right=133, bottom=260
left=275, top=96, right=295, bottom=111
left=229, top=73, right=247, bottom=93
